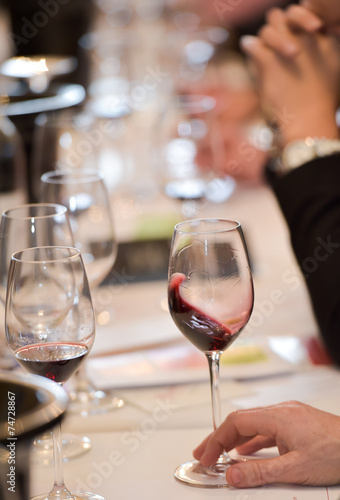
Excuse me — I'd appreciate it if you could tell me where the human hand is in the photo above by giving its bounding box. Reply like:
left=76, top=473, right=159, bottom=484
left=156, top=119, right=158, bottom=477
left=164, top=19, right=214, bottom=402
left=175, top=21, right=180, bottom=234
left=258, top=1, right=340, bottom=58
left=301, top=0, right=340, bottom=33
left=240, top=27, right=340, bottom=145
left=258, top=7, right=324, bottom=57
left=169, top=0, right=290, bottom=28
left=193, top=401, right=340, bottom=487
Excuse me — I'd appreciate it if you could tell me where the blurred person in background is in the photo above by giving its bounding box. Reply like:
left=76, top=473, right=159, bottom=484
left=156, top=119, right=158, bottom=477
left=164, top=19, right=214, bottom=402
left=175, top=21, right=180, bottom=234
left=169, top=0, right=299, bottom=183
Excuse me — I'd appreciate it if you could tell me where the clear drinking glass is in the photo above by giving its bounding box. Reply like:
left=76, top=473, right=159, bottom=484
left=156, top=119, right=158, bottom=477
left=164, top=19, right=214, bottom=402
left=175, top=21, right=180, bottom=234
left=5, top=246, right=105, bottom=500
left=31, top=109, right=130, bottom=204
left=0, top=203, right=91, bottom=461
left=168, top=218, right=254, bottom=487
left=0, top=203, right=73, bottom=367
left=156, top=94, right=234, bottom=219
left=40, top=170, right=124, bottom=415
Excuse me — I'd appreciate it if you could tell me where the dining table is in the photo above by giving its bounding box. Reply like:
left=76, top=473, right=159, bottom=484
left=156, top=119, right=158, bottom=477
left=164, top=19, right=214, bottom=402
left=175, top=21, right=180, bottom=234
left=28, top=180, right=340, bottom=500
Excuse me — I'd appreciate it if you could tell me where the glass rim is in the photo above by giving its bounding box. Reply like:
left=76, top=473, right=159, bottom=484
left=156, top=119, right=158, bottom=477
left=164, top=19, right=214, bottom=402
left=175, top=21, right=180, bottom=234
left=41, top=169, right=104, bottom=184
left=2, top=203, right=68, bottom=220
left=11, top=245, right=81, bottom=264
left=174, top=218, right=241, bottom=235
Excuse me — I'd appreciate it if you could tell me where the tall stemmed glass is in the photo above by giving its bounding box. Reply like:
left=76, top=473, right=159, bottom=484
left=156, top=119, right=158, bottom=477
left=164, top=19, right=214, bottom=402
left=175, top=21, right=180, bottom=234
left=40, top=170, right=124, bottom=415
left=0, top=203, right=73, bottom=369
left=0, top=203, right=91, bottom=461
left=5, top=246, right=105, bottom=500
left=168, top=219, right=254, bottom=487
left=156, top=94, right=234, bottom=220
left=157, top=95, right=215, bottom=219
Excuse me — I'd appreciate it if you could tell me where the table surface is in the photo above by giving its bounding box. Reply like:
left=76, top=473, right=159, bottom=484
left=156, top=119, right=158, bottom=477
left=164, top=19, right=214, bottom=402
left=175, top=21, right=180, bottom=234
left=27, top=182, right=340, bottom=499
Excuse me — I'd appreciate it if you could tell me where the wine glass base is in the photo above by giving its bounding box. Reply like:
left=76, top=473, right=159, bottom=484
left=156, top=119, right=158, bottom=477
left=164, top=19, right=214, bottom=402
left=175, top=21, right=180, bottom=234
left=32, top=491, right=106, bottom=500
left=174, top=458, right=240, bottom=488
left=32, top=434, right=92, bottom=465
left=68, top=389, right=124, bottom=417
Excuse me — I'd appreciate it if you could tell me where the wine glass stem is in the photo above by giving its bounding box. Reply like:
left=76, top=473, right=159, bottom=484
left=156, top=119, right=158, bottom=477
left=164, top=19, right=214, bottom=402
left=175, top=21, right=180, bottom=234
left=206, top=351, right=231, bottom=466
left=206, top=351, right=222, bottom=431
left=50, top=421, right=74, bottom=499
left=180, top=199, right=200, bottom=220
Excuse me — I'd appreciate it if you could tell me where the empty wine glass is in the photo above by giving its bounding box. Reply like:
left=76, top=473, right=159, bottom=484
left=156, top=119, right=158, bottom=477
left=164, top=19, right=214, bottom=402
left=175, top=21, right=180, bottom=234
left=5, top=245, right=105, bottom=500
left=0, top=203, right=73, bottom=367
left=156, top=94, right=231, bottom=219
left=0, top=203, right=91, bottom=461
left=31, top=109, right=130, bottom=205
left=168, top=218, right=254, bottom=487
left=40, top=170, right=124, bottom=415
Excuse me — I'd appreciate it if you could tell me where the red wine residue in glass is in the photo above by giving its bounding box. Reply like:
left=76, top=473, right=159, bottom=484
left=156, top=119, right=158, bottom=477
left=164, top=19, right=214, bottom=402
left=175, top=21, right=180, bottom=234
left=169, top=273, right=244, bottom=353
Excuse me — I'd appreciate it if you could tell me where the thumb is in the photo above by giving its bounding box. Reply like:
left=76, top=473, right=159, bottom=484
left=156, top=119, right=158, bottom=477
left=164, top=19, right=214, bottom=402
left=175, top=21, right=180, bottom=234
left=226, top=453, right=301, bottom=488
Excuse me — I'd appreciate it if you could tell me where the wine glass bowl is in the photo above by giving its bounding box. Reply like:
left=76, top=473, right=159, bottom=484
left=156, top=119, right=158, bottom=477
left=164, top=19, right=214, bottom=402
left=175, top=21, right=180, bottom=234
left=5, top=245, right=105, bottom=500
left=168, top=218, right=254, bottom=487
left=6, top=246, right=94, bottom=382
left=0, top=203, right=73, bottom=301
left=40, top=170, right=117, bottom=288
left=0, top=203, right=74, bottom=367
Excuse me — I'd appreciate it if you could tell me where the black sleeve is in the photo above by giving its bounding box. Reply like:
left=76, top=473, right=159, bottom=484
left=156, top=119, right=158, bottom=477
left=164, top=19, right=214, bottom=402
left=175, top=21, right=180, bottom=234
left=269, top=154, right=340, bottom=364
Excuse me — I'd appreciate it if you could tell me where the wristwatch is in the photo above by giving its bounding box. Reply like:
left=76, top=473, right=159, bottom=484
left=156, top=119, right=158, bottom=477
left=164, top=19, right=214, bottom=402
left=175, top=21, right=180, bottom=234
left=279, top=137, right=340, bottom=173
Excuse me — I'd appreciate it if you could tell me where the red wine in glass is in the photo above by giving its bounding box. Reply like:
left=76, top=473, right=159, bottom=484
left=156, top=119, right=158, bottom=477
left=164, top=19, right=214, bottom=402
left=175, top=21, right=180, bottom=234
left=168, top=273, right=248, bottom=352
left=15, top=342, right=89, bottom=383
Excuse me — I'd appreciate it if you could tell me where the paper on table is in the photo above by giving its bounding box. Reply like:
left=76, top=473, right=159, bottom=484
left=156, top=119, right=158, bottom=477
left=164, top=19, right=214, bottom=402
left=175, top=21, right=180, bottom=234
left=87, top=338, right=294, bottom=390
left=90, top=312, right=183, bottom=357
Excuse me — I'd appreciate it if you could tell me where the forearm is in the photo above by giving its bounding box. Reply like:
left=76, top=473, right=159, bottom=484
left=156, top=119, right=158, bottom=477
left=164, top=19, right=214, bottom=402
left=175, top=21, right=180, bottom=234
left=279, top=109, right=339, bottom=146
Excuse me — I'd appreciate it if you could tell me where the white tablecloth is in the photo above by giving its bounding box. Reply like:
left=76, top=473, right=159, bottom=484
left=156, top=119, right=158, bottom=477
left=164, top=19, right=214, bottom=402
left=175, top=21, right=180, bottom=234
left=30, top=182, right=340, bottom=499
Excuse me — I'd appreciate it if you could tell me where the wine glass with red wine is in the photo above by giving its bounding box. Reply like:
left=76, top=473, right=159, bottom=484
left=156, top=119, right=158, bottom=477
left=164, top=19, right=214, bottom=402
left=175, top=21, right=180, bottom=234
left=0, top=203, right=91, bottom=462
left=5, top=245, right=105, bottom=500
left=168, top=218, right=254, bottom=487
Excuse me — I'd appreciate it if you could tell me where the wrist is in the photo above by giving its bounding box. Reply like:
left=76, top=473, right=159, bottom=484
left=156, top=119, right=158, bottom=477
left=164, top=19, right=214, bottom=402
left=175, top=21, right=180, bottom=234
left=282, top=127, right=340, bottom=147
left=278, top=136, right=340, bottom=174
left=280, top=110, right=339, bottom=147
